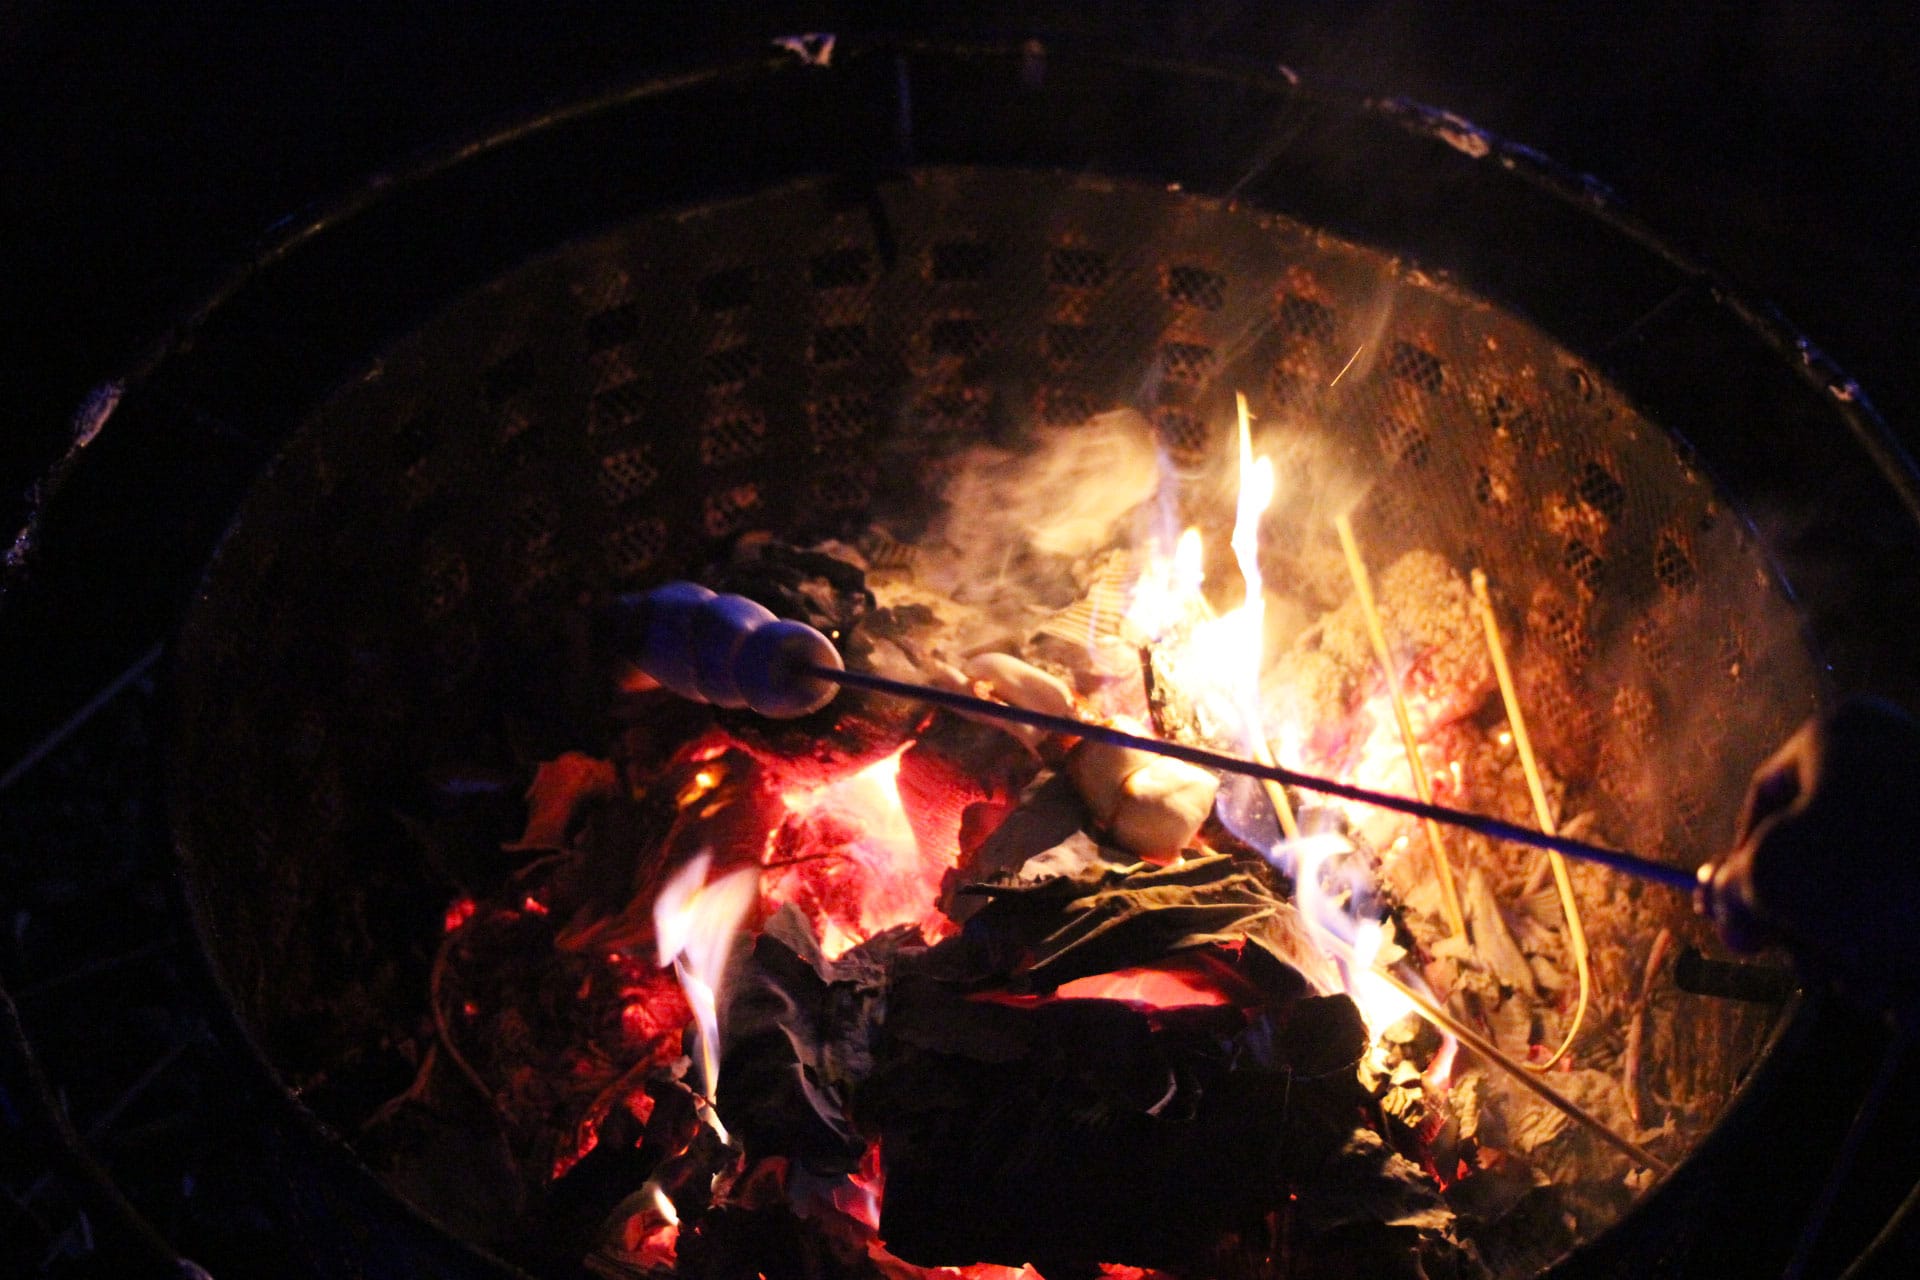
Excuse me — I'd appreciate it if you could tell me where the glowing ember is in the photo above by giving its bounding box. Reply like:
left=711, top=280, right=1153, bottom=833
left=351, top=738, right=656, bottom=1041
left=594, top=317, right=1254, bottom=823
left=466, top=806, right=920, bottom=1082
left=767, top=747, right=953, bottom=958
left=1051, top=961, right=1237, bottom=1009
left=618, top=1184, right=680, bottom=1270
left=442, top=896, right=476, bottom=933
left=833, top=1142, right=885, bottom=1232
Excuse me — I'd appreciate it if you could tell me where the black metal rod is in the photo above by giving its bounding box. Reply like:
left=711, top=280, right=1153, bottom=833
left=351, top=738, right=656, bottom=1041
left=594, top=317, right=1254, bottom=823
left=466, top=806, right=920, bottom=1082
left=811, top=663, right=1700, bottom=892
left=0, top=641, right=163, bottom=793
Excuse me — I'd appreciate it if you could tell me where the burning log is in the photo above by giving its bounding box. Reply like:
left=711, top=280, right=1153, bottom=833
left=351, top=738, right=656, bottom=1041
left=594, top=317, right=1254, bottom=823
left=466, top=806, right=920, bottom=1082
left=895, top=712, right=1038, bottom=892
left=506, top=752, right=621, bottom=852
left=941, top=772, right=1092, bottom=924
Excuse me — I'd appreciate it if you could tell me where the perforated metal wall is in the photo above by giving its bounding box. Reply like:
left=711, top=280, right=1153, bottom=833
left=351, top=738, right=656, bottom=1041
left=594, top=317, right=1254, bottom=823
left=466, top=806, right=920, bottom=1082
left=167, top=166, right=1816, bottom=1204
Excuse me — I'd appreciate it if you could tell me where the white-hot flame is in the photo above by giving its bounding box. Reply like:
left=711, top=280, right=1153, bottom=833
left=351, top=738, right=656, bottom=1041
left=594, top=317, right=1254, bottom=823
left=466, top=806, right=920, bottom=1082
left=1125, top=525, right=1205, bottom=641
left=1223, top=395, right=1275, bottom=717
left=1125, top=396, right=1276, bottom=735
left=1344, top=916, right=1418, bottom=1036
left=1122, top=392, right=1444, bottom=1067
left=654, top=850, right=758, bottom=1116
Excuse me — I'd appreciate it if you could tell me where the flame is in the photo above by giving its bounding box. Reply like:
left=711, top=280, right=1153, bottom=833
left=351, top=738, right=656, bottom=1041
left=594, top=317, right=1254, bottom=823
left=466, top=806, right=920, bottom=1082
left=770, top=747, right=950, bottom=958
left=1120, top=394, right=1455, bottom=1076
left=1274, top=833, right=1414, bottom=1038
left=1230, top=398, right=1275, bottom=620
left=653, top=850, right=758, bottom=1112
left=1345, top=918, right=1417, bottom=1035
left=1124, top=396, right=1276, bottom=746
left=1220, top=397, right=1277, bottom=742
left=616, top=1182, right=681, bottom=1270
left=1296, top=688, right=1457, bottom=852
left=1124, top=525, right=1205, bottom=640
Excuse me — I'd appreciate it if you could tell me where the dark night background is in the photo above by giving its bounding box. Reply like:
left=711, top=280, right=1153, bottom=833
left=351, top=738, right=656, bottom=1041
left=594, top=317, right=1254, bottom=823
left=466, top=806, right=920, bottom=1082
left=2, top=3, right=1919, bottom=1277
left=3, top=1, right=1918, bottom=534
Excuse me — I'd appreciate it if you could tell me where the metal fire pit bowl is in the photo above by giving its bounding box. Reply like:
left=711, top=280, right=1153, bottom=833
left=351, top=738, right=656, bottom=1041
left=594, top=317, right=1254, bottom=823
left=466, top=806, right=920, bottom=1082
left=14, top=33, right=1919, bottom=1280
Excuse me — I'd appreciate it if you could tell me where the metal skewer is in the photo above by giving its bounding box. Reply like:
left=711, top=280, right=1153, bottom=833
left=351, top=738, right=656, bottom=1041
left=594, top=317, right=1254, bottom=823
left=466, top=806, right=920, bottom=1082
left=807, top=662, right=1699, bottom=892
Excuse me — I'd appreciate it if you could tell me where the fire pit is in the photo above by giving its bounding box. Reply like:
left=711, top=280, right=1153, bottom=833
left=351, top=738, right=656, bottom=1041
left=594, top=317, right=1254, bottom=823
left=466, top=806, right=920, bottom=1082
left=21, top=30, right=1899, bottom=1280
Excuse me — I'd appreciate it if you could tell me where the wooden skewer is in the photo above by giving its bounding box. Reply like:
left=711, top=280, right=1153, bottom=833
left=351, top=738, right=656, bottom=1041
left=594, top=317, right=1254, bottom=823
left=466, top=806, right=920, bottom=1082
left=1471, top=569, right=1595, bottom=1072
left=808, top=663, right=1698, bottom=890
left=1250, top=736, right=1301, bottom=840
left=1334, top=513, right=1469, bottom=941
left=1329, top=938, right=1673, bottom=1177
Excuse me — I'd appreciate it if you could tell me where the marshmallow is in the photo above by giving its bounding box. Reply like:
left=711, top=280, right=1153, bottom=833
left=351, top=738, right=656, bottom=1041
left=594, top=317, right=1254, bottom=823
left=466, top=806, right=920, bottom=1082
left=956, top=652, right=1075, bottom=751
left=1066, top=741, right=1218, bottom=863
left=734, top=618, right=844, bottom=719
left=638, top=581, right=716, bottom=700
left=689, top=593, right=778, bottom=708
left=963, top=653, right=1076, bottom=719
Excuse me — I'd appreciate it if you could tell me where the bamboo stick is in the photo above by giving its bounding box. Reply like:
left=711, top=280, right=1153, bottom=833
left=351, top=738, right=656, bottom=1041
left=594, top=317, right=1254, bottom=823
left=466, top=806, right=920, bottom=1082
left=1251, top=737, right=1301, bottom=840
left=1349, top=948, right=1672, bottom=1176
left=1471, top=569, right=1595, bottom=1071
left=1333, top=513, right=1469, bottom=940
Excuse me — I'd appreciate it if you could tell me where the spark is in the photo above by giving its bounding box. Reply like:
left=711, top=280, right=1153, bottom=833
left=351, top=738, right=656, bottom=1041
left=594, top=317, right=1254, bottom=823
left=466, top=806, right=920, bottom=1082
left=1329, top=343, right=1366, bottom=387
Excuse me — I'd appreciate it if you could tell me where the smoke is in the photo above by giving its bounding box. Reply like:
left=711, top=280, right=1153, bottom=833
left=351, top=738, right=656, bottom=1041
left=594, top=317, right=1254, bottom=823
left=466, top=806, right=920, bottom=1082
left=916, top=408, right=1164, bottom=616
